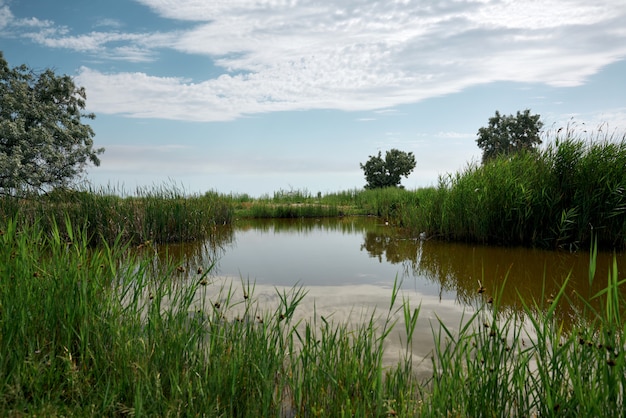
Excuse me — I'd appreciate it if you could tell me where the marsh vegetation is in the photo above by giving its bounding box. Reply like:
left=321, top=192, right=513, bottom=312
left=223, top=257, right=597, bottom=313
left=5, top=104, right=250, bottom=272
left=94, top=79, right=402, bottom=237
left=1, top=218, right=625, bottom=416
left=2, top=129, right=626, bottom=416
left=3, top=53, right=625, bottom=415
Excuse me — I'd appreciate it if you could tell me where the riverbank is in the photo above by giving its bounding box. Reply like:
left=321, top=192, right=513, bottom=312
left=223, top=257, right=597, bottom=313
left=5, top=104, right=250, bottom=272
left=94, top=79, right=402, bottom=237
left=2, top=133, right=626, bottom=252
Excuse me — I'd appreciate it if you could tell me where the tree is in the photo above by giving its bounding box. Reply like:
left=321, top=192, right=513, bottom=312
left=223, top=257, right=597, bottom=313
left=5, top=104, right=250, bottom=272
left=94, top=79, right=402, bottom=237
left=360, top=149, right=416, bottom=189
left=0, top=52, right=104, bottom=195
left=476, top=109, right=543, bottom=163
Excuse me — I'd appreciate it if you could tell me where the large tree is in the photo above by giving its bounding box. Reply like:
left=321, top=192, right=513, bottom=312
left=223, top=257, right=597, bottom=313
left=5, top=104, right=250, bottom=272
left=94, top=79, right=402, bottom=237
left=0, top=52, right=104, bottom=195
left=360, top=149, right=416, bottom=189
left=476, top=109, right=543, bottom=163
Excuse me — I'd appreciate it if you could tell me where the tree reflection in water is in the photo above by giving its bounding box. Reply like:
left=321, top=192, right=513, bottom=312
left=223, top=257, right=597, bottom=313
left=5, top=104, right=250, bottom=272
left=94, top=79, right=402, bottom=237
left=163, top=217, right=624, bottom=329
left=362, top=225, right=625, bottom=328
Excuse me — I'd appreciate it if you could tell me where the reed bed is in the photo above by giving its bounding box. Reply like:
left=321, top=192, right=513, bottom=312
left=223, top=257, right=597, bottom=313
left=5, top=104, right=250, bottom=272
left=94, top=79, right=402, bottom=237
left=232, top=188, right=346, bottom=218
left=230, top=188, right=425, bottom=220
left=2, top=214, right=625, bottom=416
left=0, top=184, right=233, bottom=246
left=5, top=125, right=624, bottom=251
left=238, top=201, right=342, bottom=218
left=397, top=127, right=626, bottom=250
left=0, top=218, right=421, bottom=416
left=346, top=188, right=421, bottom=221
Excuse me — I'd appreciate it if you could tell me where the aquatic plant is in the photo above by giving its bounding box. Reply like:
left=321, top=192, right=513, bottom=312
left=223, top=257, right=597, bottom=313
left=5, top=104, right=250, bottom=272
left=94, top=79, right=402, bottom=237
left=1, top=215, right=625, bottom=416
left=0, top=218, right=421, bottom=416
left=397, top=126, right=626, bottom=250
left=0, top=183, right=233, bottom=245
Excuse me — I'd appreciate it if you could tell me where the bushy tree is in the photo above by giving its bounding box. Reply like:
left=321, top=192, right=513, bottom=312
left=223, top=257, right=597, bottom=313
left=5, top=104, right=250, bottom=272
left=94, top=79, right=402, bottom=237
left=0, top=52, right=104, bottom=195
left=476, top=109, right=543, bottom=163
left=360, top=149, right=416, bottom=189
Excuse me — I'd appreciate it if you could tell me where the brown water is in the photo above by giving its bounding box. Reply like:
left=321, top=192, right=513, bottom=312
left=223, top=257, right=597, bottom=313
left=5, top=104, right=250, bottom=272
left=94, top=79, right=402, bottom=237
left=161, top=216, right=625, bottom=377
left=164, top=216, right=623, bottom=304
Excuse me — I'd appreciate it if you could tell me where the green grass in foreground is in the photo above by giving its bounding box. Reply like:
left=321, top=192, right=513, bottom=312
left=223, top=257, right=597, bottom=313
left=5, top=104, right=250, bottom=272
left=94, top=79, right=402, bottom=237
left=1, top=217, right=625, bottom=416
left=0, top=218, right=421, bottom=416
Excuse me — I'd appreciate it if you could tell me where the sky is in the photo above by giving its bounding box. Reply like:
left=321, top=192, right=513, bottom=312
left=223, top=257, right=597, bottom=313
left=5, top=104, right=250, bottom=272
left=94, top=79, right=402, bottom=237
left=1, top=0, right=625, bottom=197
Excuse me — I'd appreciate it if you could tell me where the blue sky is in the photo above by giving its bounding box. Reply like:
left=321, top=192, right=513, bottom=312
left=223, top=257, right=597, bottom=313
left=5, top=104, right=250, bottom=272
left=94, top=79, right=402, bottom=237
left=2, top=0, right=625, bottom=196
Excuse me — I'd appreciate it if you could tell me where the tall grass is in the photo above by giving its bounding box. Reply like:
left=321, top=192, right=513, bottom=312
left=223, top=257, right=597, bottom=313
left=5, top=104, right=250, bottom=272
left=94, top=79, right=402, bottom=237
left=424, top=243, right=626, bottom=417
left=0, top=217, right=421, bottom=416
left=231, top=187, right=424, bottom=220
left=398, top=126, right=626, bottom=249
left=230, top=187, right=345, bottom=218
left=1, top=214, right=626, bottom=416
left=351, top=187, right=422, bottom=221
left=0, top=184, right=234, bottom=245
left=425, top=295, right=535, bottom=416
left=241, top=201, right=342, bottom=218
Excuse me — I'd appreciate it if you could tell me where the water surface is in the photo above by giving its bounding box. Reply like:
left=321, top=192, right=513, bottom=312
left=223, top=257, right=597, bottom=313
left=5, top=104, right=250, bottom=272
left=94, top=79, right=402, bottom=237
left=180, top=217, right=622, bottom=300
left=163, top=217, right=624, bottom=376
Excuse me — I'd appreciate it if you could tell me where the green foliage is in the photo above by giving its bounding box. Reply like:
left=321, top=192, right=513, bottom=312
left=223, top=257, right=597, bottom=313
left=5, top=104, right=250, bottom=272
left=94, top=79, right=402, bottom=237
left=392, top=126, right=626, bottom=249
left=234, top=187, right=423, bottom=221
left=0, top=219, right=421, bottom=416
left=0, top=52, right=104, bottom=195
left=476, top=109, right=543, bottom=163
left=0, top=184, right=234, bottom=245
left=2, top=213, right=626, bottom=416
left=424, top=259, right=626, bottom=417
left=357, top=187, right=421, bottom=222
left=360, top=149, right=416, bottom=189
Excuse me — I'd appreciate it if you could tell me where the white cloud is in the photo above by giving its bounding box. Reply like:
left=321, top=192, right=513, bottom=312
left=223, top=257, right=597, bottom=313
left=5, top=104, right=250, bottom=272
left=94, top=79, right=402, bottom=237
left=94, top=18, right=123, bottom=29
left=23, top=30, right=169, bottom=61
left=470, top=0, right=613, bottom=30
left=0, top=4, right=13, bottom=30
left=9, top=0, right=626, bottom=121
left=1, top=2, right=54, bottom=34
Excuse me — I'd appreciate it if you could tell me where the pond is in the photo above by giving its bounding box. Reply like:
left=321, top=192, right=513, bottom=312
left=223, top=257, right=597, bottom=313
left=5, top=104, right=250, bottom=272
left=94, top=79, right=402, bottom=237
left=161, top=216, right=624, bottom=379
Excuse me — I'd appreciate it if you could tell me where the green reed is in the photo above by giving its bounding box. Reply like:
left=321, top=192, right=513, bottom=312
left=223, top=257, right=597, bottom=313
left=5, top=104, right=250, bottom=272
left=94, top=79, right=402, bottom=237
left=232, top=187, right=426, bottom=220
left=233, top=187, right=347, bottom=218
left=394, top=126, right=626, bottom=249
left=0, top=184, right=234, bottom=245
left=0, top=217, right=421, bottom=416
left=241, top=201, right=342, bottom=218
left=423, top=244, right=626, bottom=417
left=2, top=212, right=625, bottom=416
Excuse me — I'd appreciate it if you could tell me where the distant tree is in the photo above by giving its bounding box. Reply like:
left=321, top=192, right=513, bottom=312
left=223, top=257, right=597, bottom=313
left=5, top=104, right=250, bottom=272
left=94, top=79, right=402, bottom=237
left=0, top=52, right=104, bottom=195
left=476, top=109, right=543, bottom=163
left=360, top=149, right=416, bottom=189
